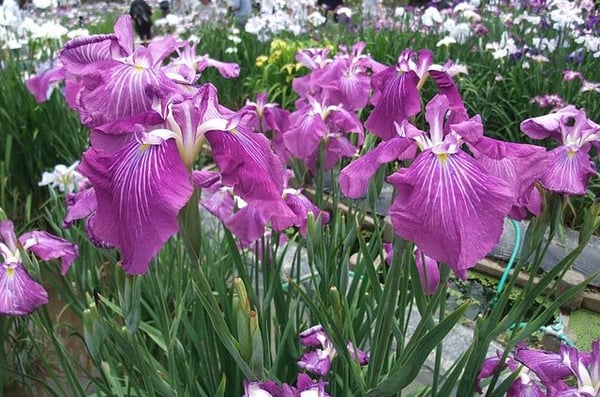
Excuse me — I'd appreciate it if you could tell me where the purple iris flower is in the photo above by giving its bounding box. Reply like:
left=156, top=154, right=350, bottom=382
left=358, top=94, right=513, bottom=278
left=241, top=92, right=291, bottom=161
left=479, top=341, right=600, bottom=396
left=298, top=325, right=369, bottom=377
left=304, top=42, right=385, bottom=112
left=364, top=49, right=466, bottom=141
left=0, top=220, right=78, bottom=316
left=520, top=106, right=600, bottom=195
left=242, top=374, right=329, bottom=397
left=59, top=15, right=180, bottom=127
left=298, top=325, right=336, bottom=376
left=283, top=97, right=363, bottom=171
left=78, top=84, right=295, bottom=274
left=163, top=41, right=240, bottom=84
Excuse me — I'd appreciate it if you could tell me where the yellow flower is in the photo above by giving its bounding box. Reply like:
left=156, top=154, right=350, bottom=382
left=270, top=38, right=289, bottom=52
left=255, top=55, right=268, bottom=68
left=281, top=63, right=295, bottom=75
left=268, top=50, right=282, bottom=64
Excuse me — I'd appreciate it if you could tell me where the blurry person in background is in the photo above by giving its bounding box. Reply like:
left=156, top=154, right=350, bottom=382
left=229, top=0, right=251, bottom=27
left=194, top=0, right=217, bottom=21
left=129, top=0, right=153, bottom=42
left=362, top=0, right=382, bottom=20
left=315, top=0, right=342, bottom=22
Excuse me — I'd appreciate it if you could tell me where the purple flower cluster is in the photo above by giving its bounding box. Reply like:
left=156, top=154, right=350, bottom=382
left=478, top=340, right=600, bottom=396
left=297, top=324, right=369, bottom=376
left=243, top=374, right=328, bottom=397
left=242, top=325, right=369, bottom=397
left=335, top=49, right=600, bottom=280
left=26, top=16, right=330, bottom=274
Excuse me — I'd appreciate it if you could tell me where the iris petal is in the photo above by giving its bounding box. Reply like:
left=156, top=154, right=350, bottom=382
left=76, top=60, right=163, bottom=127
left=79, top=137, right=193, bottom=274
left=205, top=125, right=296, bottom=229
left=19, top=231, right=79, bottom=275
left=388, top=150, right=512, bottom=277
left=0, top=263, right=48, bottom=316
left=365, top=68, right=421, bottom=141
left=540, top=146, right=596, bottom=195
left=339, top=137, right=415, bottom=199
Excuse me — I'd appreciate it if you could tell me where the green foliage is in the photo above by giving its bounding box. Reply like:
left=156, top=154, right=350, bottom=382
left=0, top=61, right=87, bottom=224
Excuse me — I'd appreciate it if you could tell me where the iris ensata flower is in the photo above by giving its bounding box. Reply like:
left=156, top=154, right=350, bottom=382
left=198, top=170, right=328, bottom=245
left=79, top=85, right=295, bottom=274
left=162, top=40, right=240, bottom=84
left=520, top=105, right=600, bottom=195
left=58, top=15, right=179, bottom=127
left=343, top=94, right=513, bottom=278
left=283, top=97, right=363, bottom=171
left=479, top=341, right=600, bottom=396
left=364, top=48, right=466, bottom=141
left=241, top=91, right=291, bottom=161
left=294, top=42, right=384, bottom=112
left=0, top=220, right=78, bottom=316
left=243, top=374, right=329, bottom=397
left=298, top=324, right=369, bottom=376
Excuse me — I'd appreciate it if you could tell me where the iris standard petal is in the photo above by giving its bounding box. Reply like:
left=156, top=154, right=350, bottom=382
left=364, top=68, right=421, bottom=141
left=388, top=150, right=512, bottom=277
left=205, top=126, right=295, bottom=226
left=19, top=231, right=79, bottom=275
left=520, top=105, right=579, bottom=141
left=339, top=137, right=415, bottom=199
left=79, top=137, right=193, bottom=274
left=0, top=263, right=48, bottom=316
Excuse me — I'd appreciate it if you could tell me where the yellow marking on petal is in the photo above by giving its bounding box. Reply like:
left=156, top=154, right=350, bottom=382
left=437, top=153, right=448, bottom=164
left=6, top=267, right=14, bottom=278
left=567, top=149, right=576, bottom=157
left=134, top=64, right=145, bottom=72
left=139, top=143, right=150, bottom=152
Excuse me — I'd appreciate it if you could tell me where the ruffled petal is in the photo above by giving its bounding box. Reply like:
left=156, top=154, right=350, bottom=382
left=79, top=137, right=193, bottom=274
left=224, top=206, right=268, bottom=246
left=514, top=344, right=572, bottom=384
left=520, top=105, right=579, bottom=141
left=19, top=231, right=79, bottom=275
left=468, top=137, right=547, bottom=217
left=75, top=58, right=164, bottom=127
left=539, top=145, right=596, bottom=195
left=0, top=263, right=48, bottom=316
left=205, top=125, right=296, bottom=227
left=365, top=67, right=421, bottom=140
left=25, top=64, right=66, bottom=103
left=388, top=150, right=513, bottom=277
left=284, top=111, right=328, bottom=159
left=339, top=137, right=415, bottom=199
